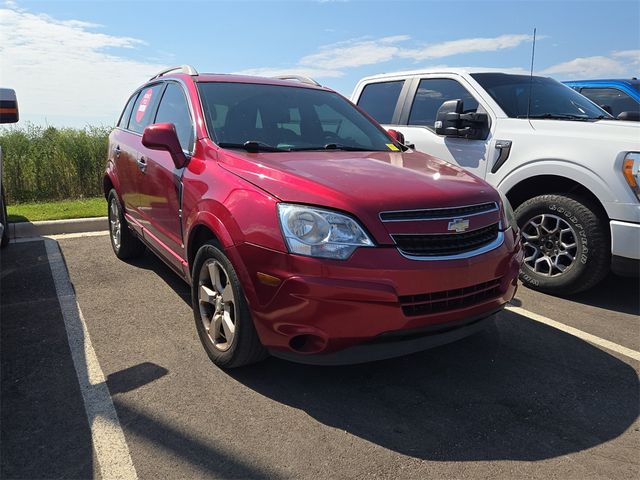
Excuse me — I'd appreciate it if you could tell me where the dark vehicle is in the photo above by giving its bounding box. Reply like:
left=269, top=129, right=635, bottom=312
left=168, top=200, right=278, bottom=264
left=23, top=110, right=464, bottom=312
left=564, top=79, right=640, bottom=121
left=0, top=88, right=19, bottom=248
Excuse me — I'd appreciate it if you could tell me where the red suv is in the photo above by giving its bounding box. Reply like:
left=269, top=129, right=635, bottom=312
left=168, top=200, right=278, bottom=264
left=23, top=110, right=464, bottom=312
left=104, top=65, right=523, bottom=368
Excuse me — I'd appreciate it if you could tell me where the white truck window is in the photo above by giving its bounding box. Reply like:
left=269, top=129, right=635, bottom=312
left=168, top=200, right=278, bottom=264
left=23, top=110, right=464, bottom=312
left=408, top=79, right=478, bottom=129
left=357, top=80, right=404, bottom=124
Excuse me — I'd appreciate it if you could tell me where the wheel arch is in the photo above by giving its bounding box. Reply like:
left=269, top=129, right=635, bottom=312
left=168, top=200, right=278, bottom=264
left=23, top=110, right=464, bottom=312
left=504, top=174, right=608, bottom=220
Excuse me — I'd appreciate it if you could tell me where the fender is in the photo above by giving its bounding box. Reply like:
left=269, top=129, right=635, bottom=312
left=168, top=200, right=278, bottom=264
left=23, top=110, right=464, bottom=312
left=185, top=208, right=262, bottom=308
left=497, top=159, right=613, bottom=212
left=103, top=161, right=122, bottom=199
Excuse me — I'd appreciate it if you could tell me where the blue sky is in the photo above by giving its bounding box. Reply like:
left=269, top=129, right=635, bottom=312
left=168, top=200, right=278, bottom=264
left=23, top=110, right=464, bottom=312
left=1, top=0, right=638, bottom=127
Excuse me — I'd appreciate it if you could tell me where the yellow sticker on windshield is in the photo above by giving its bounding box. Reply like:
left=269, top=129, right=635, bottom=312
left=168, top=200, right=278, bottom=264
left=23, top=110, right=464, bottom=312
left=386, top=143, right=400, bottom=151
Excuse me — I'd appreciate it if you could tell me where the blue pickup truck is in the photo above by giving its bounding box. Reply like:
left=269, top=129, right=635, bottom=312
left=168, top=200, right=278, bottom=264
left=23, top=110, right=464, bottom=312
left=564, top=78, right=640, bottom=120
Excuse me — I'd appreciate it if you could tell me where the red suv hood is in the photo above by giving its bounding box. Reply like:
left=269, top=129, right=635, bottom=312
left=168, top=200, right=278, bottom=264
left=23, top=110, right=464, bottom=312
left=220, top=149, right=497, bottom=210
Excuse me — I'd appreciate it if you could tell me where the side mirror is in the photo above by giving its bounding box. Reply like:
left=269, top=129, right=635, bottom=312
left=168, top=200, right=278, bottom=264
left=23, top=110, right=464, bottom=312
left=435, top=99, right=489, bottom=140
left=0, top=88, right=19, bottom=124
left=617, top=110, right=640, bottom=122
left=142, top=123, right=188, bottom=169
left=387, top=129, right=405, bottom=145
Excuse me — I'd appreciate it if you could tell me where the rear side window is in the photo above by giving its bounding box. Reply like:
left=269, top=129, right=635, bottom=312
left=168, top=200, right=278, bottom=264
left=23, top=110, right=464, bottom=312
left=580, top=87, right=639, bottom=117
left=357, top=80, right=404, bottom=124
left=154, top=83, right=194, bottom=151
left=118, top=93, right=138, bottom=128
left=408, top=78, right=478, bottom=129
left=128, top=83, right=164, bottom=134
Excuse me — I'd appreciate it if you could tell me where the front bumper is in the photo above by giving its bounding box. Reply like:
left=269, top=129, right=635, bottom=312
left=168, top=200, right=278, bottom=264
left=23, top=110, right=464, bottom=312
left=228, top=227, right=522, bottom=360
left=610, top=220, right=640, bottom=260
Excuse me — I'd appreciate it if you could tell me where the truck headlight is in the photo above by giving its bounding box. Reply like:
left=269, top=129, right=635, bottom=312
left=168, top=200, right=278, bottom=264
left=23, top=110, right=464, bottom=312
left=623, top=152, right=640, bottom=201
left=278, top=203, right=374, bottom=260
left=498, top=191, right=517, bottom=232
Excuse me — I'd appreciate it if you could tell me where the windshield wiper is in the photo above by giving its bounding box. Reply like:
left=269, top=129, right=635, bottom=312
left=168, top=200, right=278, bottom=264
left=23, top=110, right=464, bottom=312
left=218, top=141, right=287, bottom=152
left=323, top=143, right=376, bottom=151
left=518, top=113, right=592, bottom=121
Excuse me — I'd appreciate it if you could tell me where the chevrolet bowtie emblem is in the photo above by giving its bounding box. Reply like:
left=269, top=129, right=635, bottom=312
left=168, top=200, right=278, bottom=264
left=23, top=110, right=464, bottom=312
left=448, top=218, right=470, bottom=233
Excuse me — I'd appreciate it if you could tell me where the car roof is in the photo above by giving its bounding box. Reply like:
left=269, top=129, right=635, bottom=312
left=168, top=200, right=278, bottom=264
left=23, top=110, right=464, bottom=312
left=563, top=78, right=639, bottom=86
left=158, top=72, right=330, bottom=91
left=355, top=67, right=532, bottom=82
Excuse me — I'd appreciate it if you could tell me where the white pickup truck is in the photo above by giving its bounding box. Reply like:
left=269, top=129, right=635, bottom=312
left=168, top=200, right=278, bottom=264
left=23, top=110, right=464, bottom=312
left=351, top=69, right=640, bottom=294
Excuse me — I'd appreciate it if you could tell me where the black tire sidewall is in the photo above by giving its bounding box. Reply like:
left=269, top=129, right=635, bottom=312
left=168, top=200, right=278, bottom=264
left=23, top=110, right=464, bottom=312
left=107, top=189, right=144, bottom=260
left=515, top=194, right=608, bottom=294
left=1, top=186, right=8, bottom=248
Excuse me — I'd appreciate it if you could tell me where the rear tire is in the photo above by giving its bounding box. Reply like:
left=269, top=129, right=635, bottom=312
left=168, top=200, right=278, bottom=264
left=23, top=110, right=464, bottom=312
left=107, top=189, right=145, bottom=260
left=1, top=186, right=9, bottom=248
left=515, top=194, right=609, bottom=295
left=191, top=241, right=267, bottom=368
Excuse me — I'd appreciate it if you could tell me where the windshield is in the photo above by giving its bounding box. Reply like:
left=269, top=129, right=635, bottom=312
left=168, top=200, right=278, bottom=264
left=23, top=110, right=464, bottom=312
left=471, top=73, right=611, bottom=120
left=197, top=82, right=397, bottom=152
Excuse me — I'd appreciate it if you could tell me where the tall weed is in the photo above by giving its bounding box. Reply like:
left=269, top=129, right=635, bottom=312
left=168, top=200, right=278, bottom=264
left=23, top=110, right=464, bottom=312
left=0, top=124, right=111, bottom=202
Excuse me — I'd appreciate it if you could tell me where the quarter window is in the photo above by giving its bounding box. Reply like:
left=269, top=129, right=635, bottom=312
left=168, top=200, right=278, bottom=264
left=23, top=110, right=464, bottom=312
left=408, top=79, right=478, bottom=129
left=154, top=83, right=194, bottom=152
left=357, top=80, right=404, bottom=124
left=579, top=87, right=639, bottom=117
left=118, top=93, right=138, bottom=128
left=128, top=83, right=164, bottom=134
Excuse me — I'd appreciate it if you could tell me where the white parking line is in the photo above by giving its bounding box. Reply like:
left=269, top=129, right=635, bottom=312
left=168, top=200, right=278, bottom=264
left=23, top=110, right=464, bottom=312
left=12, top=231, right=109, bottom=243
left=506, top=305, right=640, bottom=362
left=44, top=239, right=138, bottom=480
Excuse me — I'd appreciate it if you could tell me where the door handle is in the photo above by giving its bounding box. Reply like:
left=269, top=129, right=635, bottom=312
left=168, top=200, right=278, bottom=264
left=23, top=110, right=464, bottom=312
left=113, top=145, right=121, bottom=158
left=136, top=156, right=147, bottom=173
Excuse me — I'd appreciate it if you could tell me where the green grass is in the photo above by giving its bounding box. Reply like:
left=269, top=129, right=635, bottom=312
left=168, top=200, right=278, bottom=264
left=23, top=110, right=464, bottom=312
left=7, top=197, right=106, bottom=222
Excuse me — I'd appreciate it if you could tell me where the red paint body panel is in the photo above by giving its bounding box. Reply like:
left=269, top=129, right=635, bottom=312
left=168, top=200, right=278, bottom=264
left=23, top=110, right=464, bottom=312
left=105, top=72, right=523, bottom=360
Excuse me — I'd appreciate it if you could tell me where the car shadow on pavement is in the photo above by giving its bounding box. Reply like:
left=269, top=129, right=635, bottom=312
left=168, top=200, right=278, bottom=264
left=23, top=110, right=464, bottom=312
left=126, top=249, right=192, bottom=304
left=228, top=312, right=639, bottom=462
left=566, top=273, right=639, bottom=316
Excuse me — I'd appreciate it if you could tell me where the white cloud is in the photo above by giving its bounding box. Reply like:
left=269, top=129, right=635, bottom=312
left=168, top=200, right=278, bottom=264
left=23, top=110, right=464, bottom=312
left=252, top=33, right=532, bottom=80
left=399, top=34, right=534, bottom=61
left=541, top=50, right=639, bottom=78
left=234, top=66, right=343, bottom=79
left=0, top=5, right=167, bottom=125
left=300, top=35, right=409, bottom=69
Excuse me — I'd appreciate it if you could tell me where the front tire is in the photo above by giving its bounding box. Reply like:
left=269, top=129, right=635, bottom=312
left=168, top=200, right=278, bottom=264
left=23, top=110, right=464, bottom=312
left=107, top=189, right=145, bottom=260
left=191, top=241, right=267, bottom=368
left=515, top=194, right=609, bottom=295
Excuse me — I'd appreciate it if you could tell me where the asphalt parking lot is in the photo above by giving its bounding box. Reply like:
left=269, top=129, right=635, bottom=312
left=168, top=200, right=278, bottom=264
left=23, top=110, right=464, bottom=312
left=2, top=233, right=639, bottom=479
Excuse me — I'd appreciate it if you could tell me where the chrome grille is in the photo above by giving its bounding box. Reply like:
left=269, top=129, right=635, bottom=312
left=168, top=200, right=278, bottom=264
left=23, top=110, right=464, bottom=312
left=380, top=202, right=497, bottom=222
left=392, top=223, right=500, bottom=257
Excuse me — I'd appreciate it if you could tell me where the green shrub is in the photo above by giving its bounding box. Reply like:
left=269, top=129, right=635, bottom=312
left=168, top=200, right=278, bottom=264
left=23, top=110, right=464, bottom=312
left=0, top=123, right=111, bottom=202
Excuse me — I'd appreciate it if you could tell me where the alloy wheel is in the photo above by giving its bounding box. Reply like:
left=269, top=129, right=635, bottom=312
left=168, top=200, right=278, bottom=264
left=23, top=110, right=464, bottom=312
left=522, top=213, right=578, bottom=277
left=109, top=198, right=121, bottom=251
left=198, top=260, right=237, bottom=351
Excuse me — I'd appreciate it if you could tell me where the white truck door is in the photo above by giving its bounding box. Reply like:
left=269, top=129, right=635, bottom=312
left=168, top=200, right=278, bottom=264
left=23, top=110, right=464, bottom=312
left=391, top=76, right=494, bottom=179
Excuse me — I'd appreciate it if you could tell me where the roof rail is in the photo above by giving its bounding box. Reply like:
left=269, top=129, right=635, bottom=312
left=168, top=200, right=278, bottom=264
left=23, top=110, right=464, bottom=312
left=149, top=65, right=199, bottom=81
left=272, top=75, right=321, bottom=87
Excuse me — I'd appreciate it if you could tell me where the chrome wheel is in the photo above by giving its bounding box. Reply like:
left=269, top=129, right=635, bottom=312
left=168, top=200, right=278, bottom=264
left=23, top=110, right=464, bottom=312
left=522, top=213, right=578, bottom=277
left=198, top=260, right=236, bottom=351
left=109, top=198, right=121, bottom=251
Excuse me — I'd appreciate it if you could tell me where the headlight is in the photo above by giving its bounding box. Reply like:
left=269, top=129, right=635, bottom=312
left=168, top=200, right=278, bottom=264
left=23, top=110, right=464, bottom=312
left=498, top=191, right=517, bottom=231
left=623, top=152, right=640, bottom=201
left=277, top=203, right=374, bottom=260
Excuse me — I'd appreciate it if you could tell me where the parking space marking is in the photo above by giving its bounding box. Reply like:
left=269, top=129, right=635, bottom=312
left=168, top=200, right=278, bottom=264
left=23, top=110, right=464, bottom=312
left=506, top=305, right=640, bottom=362
left=12, top=231, right=109, bottom=244
left=45, top=239, right=138, bottom=480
